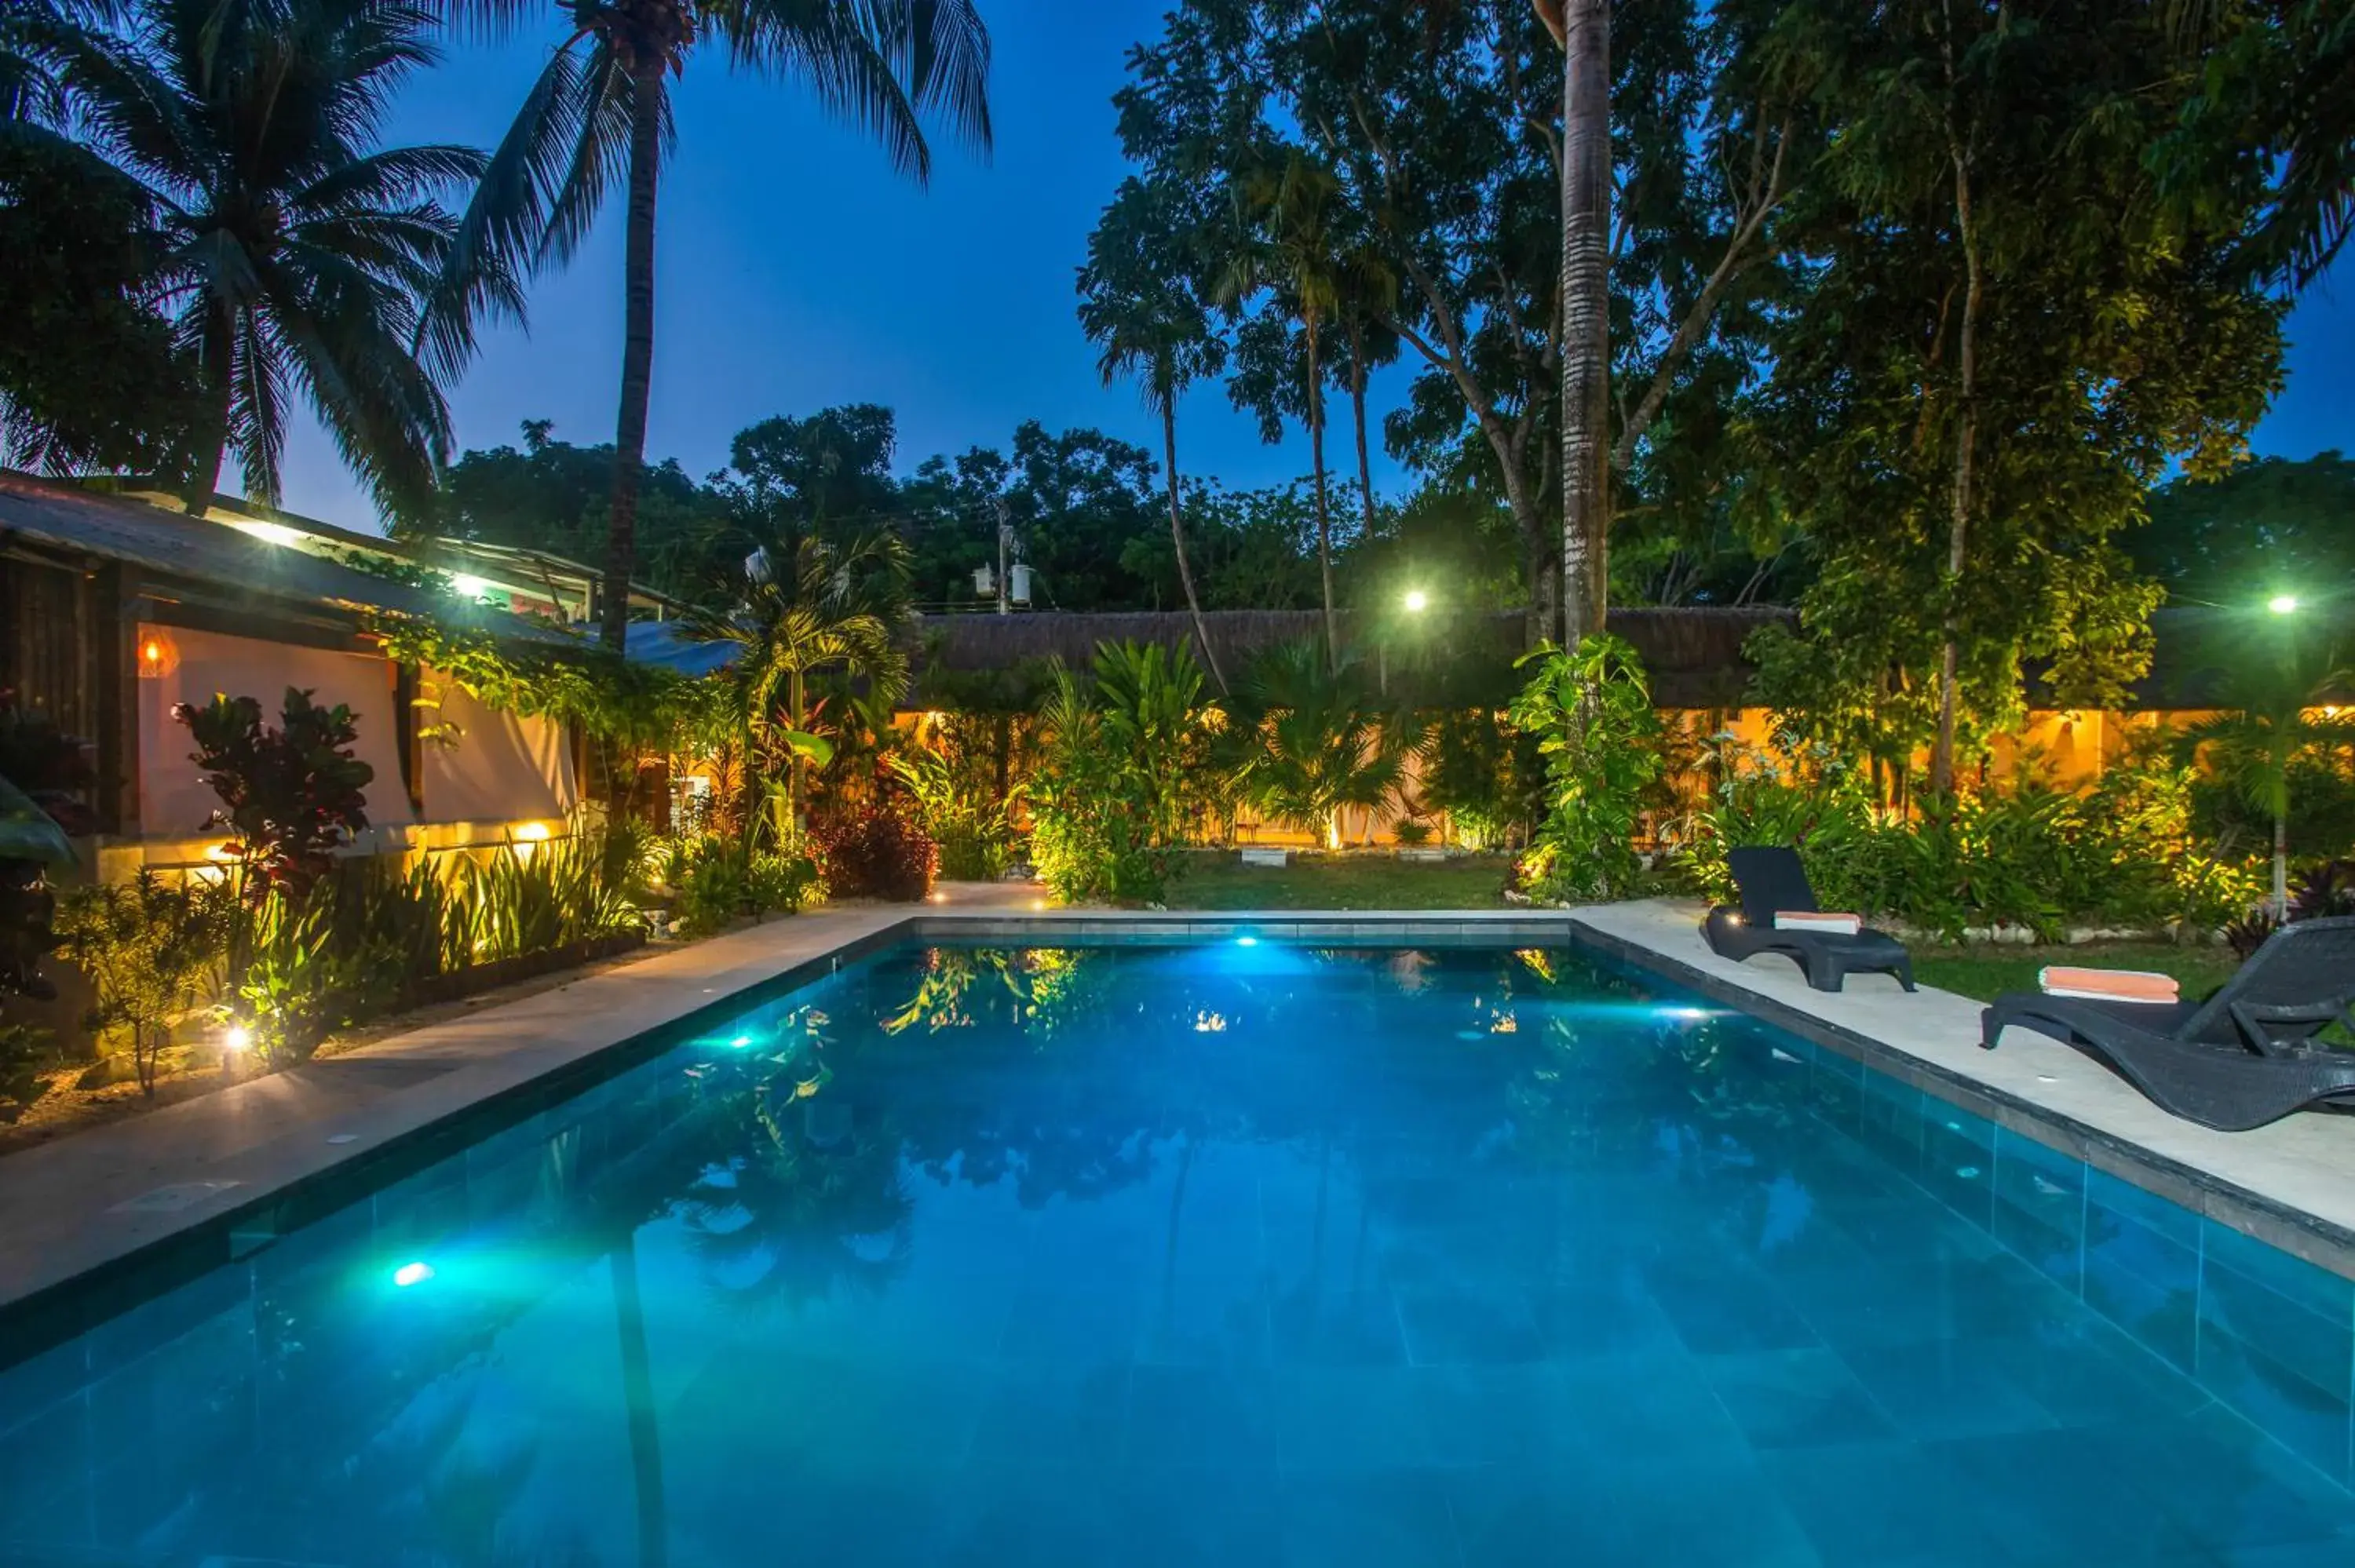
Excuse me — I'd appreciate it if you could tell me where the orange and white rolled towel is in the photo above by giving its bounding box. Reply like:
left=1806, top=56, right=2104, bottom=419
left=1774, top=911, right=1863, bottom=935
left=2039, top=967, right=2181, bottom=1005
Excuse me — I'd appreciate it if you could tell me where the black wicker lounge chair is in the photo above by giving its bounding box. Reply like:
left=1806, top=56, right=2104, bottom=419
left=1979, top=917, right=2355, bottom=1132
left=1701, top=846, right=1916, bottom=994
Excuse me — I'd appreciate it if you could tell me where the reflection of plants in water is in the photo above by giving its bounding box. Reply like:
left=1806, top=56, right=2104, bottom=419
left=1016, top=946, right=1115, bottom=1038
left=882, top=946, right=1025, bottom=1035
left=676, top=1072, right=913, bottom=1313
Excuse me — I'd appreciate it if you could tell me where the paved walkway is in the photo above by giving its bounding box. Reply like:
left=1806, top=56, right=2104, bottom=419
left=1572, top=898, right=2355, bottom=1264
left=0, top=886, right=1043, bottom=1320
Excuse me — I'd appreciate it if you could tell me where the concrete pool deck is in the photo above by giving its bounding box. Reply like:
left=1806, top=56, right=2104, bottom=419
left=1572, top=898, right=2355, bottom=1275
left=5, top=889, right=2353, bottom=1355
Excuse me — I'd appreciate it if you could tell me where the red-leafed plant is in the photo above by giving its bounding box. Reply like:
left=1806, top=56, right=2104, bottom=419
left=176, top=687, right=373, bottom=899
left=811, top=800, right=937, bottom=903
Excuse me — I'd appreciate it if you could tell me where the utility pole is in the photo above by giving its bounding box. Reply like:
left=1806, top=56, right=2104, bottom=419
left=995, top=497, right=1012, bottom=617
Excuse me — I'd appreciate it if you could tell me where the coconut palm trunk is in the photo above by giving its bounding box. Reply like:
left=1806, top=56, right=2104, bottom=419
left=1161, top=399, right=1228, bottom=695
left=601, top=59, right=665, bottom=651
left=1305, top=311, right=1337, bottom=670
left=2273, top=808, right=2290, bottom=920
left=611, top=1234, right=669, bottom=1568
left=1558, top=0, right=1612, bottom=649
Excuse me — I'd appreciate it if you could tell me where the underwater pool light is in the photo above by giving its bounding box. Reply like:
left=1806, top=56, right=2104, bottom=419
left=728, top=1034, right=754, bottom=1050
left=392, top=1261, right=434, bottom=1288
left=1235, top=935, right=1259, bottom=947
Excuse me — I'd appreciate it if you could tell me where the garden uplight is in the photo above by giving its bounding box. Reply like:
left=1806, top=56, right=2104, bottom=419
left=222, top=1023, right=252, bottom=1052
left=2267, top=594, right=2300, bottom=614
left=451, top=573, right=490, bottom=600
left=1403, top=589, right=1429, bottom=614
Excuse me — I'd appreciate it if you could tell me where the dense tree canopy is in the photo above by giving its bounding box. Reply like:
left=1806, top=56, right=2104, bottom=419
left=1729, top=0, right=2287, bottom=787
left=422, top=403, right=1382, bottom=617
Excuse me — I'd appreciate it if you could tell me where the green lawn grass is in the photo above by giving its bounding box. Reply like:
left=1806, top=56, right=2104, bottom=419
left=1162, top=851, right=1515, bottom=910
left=1910, top=942, right=2241, bottom=1004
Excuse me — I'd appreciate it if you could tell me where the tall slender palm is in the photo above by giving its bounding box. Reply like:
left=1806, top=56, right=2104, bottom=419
left=1080, top=181, right=1230, bottom=694
left=444, top=1, right=991, bottom=650
left=13, top=0, right=506, bottom=519
left=2182, top=633, right=2354, bottom=919
left=1331, top=239, right=1400, bottom=545
left=1218, top=151, right=1345, bottom=669
left=1541, top=0, right=1612, bottom=647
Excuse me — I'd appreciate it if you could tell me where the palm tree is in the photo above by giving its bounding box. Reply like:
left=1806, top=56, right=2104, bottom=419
left=12, top=0, right=509, bottom=519
left=697, top=523, right=912, bottom=837
left=1331, top=239, right=1400, bottom=545
left=1539, top=0, right=1612, bottom=647
left=1079, top=179, right=1230, bottom=694
left=1218, top=151, right=1346, bottom=669
left=2181, top=629, right=2353, bottom=919
left=444, top=0, right=991, bottom=650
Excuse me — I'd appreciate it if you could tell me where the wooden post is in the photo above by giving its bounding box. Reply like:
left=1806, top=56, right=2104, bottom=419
left=93, top=567, right=140, bottom=839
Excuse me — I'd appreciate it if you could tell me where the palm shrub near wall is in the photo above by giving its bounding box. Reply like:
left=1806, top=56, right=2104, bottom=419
left=1509, top=636, right=1669, bottom=903
left=1233, top=640, right=1412, bottom=851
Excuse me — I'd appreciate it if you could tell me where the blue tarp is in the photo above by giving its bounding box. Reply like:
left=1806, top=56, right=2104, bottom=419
left=568, top=622, right=740, bottom=678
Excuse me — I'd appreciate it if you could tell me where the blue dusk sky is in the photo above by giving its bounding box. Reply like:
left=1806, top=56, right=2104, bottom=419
left=270, top=3, right=2355, bottom=531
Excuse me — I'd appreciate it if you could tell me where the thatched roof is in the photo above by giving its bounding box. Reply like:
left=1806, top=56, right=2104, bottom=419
left=909, top=607, right=1788, bottom=709
left=907, top=603, right=2350, bottom=712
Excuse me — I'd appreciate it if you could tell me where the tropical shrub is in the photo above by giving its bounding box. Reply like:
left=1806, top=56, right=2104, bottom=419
left=1681, top=738, right=2268, bottom=940
left=0, top=846, right=60, bottom=1005
left=1509, top=636, right=1668, bottom=903
left=1418, top=707, right=1545, bottom=851
left=1236, top=641, right=1411, bottom=851
left=747, top=849, right=824, bottom=914
left=667, top=834, right=818, bottom=935
left=56, top=872, right=234, bottom=1092
left=1026, top=644, right=1214, bottom=905
left=0, top=1023, right=51, bottom=1122
left=889, top=746, right=1016, bottom=881
left=177, top=687, right=374, bottom=897
left=2, top=697, right=92, bottom=1005
left=812, top=801, right=937, bottom=902
left=2226, top=859, right=2355, bottom=959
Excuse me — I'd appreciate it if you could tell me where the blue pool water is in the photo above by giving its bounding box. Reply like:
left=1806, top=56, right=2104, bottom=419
left=3, top=942, right=2354, bottom=1566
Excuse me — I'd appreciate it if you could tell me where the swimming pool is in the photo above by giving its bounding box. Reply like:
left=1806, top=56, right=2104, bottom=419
left=2, top=939, right=2351, bottom=1566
